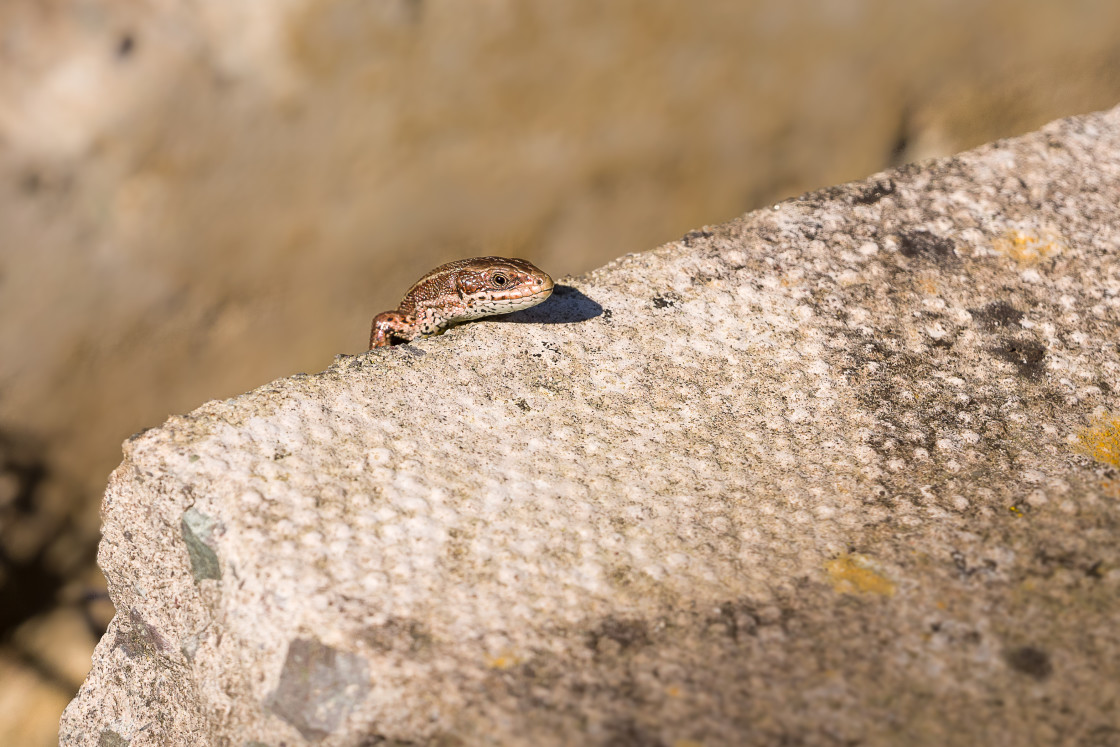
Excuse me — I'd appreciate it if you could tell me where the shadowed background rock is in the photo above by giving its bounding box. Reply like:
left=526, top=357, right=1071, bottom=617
left=60, top=106, right=1120, bottom=745
left=3, top=0, right=1120, bottom=743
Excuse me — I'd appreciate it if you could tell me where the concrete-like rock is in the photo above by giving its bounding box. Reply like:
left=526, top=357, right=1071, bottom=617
left=7, top=8, right=1120, bottom=737
left=62, top=107, right=1120, bottom=745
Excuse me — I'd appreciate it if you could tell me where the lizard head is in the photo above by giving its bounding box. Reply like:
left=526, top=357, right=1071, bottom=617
left=454, top=257, right=554, bottom=315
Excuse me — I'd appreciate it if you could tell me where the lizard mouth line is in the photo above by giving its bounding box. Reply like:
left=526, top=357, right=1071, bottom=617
left=502, top=284, right=554, bottom=302
left=526, top=285, right=554, bottom=299
left=470, top=285, right=554, bottom=317
left=494, top=287, right=551, bottom=305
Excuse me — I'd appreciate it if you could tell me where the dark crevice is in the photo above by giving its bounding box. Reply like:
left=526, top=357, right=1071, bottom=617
left=0, top=432, right=101, bottom=645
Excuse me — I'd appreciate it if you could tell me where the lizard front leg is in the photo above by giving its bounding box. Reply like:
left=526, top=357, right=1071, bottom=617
left=369, top=311, right=419, bottom=348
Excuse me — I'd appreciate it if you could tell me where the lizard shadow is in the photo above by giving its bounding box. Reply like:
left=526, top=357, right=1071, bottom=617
left=496, top=284, right=603, bottom=325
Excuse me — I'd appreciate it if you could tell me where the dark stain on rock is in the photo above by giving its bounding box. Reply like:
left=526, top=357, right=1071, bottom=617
left=603, top=718, right=666, bottom=747
left=587, top=617, right=650, bottom=653
left=951, top=550, right=998, bottom=579
left=652, top=295, right=677, bottom=309
left=971, top=301, right=1024, bottom=331
left=361, top=617, right=432, bottom=655
left=114, top=608, right=169, bottom=659
left=98, top=729, right=129, bottom=747
left=1033, top=546, right=1092, bottom=575
left=990, top=339, right=1047, bottom=379
left=711, top=601, right=760, bottom=642
left=681, top=229, right=713, bottom=246
left=893, top=161, right=927, bottom=179
left=127, top=425, right=156, bottom=443
left=1082, top=726, right=1120, bottom=747
left=181, top=507, right=221, bottom=582
left=797, top=183, right=851, bottom=207
left=854, top=179, right=896, bottom=205
left=898, top=230, right=955, bottom=261
left=1003, top=646, right=1053, bottom=679
left=267, top=637, right=372, bottom=741
left=360, top=733, right=420, bottom=746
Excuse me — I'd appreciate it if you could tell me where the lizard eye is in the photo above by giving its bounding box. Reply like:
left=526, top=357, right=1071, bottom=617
left=492, top=273, right=509, bottom=287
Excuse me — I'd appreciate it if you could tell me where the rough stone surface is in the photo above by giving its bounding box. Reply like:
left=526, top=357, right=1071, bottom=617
left=61, top=107, right=1120, bottom=745
left=7, top=6, right=1120, bottom=738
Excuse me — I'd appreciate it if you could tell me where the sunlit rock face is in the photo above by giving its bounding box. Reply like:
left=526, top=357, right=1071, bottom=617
left=61, top=106, right=1120, bottom=746
left=5, top=12, right=1120, bottom=739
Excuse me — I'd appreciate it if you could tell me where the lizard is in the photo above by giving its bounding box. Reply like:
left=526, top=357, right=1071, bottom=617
left=369, top=256, right=555, bottom=348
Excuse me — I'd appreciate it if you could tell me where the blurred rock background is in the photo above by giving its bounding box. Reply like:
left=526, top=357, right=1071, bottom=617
left=0, top=0, right=1119, bottom=743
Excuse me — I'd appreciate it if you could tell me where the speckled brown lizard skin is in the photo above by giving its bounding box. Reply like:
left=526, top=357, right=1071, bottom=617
left=369, top=257, right=554, bottom=348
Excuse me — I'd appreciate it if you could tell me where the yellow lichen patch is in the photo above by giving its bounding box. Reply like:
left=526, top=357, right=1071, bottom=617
left=992, top=227, right=1064, bottom=266
left=486, top=653, right=520, bottom=670
left=826, top=554, right=895, bottom=596
left=1075, top=413, right=1120, bottom=470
